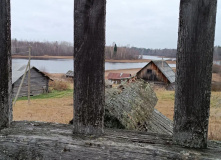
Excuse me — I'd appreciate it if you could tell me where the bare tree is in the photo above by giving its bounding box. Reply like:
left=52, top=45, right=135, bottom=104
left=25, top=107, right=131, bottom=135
left=73, top=0, right=106, bottom=135
left=173, top=0, right=217, bottom=148
left=0, top=0, right=12, bottom=129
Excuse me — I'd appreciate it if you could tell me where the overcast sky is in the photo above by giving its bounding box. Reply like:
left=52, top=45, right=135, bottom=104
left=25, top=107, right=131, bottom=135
left=11, top=0, right=220, bottom=49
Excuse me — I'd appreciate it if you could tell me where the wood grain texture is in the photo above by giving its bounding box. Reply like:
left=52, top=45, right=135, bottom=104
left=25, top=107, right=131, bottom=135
left=73, top=0, right=106, bottom=135
left=0, top=121, right=220, bottom=159
left=0, top=0, right=12, bottom=130
left=173, top=0, right=217, bottom=148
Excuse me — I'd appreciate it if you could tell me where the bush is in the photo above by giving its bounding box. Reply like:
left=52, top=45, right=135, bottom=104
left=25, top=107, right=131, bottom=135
left=49, top=80, right=70, bottom=91
left=211, top=82, right=221, bottom=91
left=212, top=64, right=221, bottom=74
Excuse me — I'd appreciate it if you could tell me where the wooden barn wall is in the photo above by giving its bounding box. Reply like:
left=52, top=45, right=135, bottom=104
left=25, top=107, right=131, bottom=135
left=137, top=63, right=169, bottom=84
left=12, top=69, right=49, bottom=98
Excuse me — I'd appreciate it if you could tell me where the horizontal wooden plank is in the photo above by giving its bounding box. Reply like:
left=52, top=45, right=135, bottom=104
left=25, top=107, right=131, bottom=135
left=0, top=121, right=220, bottom=159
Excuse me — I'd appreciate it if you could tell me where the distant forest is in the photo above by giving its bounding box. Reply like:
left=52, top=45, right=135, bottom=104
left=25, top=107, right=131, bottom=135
left=11, top=39, right=221, bottom=60
left=132, top=46, right=221, bottom=60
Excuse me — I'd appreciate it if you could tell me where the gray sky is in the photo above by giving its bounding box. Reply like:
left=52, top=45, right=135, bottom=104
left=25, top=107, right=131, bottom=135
left=12, top=0, right=220, bottom=49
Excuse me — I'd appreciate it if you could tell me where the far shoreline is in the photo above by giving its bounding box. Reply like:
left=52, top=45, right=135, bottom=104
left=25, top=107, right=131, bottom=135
left=12, top=55, right=176, bottom=64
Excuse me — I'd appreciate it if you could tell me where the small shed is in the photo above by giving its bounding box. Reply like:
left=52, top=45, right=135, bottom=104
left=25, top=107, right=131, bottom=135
left=136, top=60, right=175, bottom=90
left=12, top=64, right=51, bottom=98
left=107, top=73, right=131, bottom=84
left=66, top=70, right=74, bottom=78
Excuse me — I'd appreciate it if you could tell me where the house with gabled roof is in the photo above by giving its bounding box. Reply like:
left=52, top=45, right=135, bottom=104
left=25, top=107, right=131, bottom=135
left=12, top=64, right=51, bottom=98
left=136, top=60, right=175, bottom=90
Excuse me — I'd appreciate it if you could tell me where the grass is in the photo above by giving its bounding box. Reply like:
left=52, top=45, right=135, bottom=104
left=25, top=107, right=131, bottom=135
left=17, top=89, right=73, bottom=101
left=155, top=90, right=221, bottom=141
left=13, top=81, right=221, bottom=141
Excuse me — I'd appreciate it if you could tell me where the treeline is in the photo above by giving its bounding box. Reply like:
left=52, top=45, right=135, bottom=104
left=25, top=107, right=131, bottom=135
left=11, top=39, right=141, bottom=60
left=132, top=47, right=177, bottom=58
left=132, top=46, right=221, bottom=60
left=105, top=45, right=140, bottom=60
left=11, top=39, right=221, bottom=60
left=12, top=39, right=73, bottom=56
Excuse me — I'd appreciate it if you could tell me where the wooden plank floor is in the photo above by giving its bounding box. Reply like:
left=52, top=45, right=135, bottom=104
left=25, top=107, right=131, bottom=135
left=0, top=121, right=220, bottom=160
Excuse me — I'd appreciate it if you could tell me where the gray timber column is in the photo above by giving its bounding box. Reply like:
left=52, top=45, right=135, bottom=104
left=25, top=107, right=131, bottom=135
left=0, top=0, right=12, bottom=130
left=173, top=0, right=217, bottom=148
left=73, top=0, right=106, bottom=135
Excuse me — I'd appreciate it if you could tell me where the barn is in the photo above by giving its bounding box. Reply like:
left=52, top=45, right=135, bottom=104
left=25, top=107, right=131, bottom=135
left=136, top=60, right=175, bottom=90
left=107, top=73, right=131, bottom=84
left=12, top=64, right=51, bottom=98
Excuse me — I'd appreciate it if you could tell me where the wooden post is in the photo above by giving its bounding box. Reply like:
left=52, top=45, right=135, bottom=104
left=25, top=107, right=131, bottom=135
left=0, top=0, right=12, bottom=130
left=173, top=0, right=217, bottom=148
left=73, top=0, right=106, bottom=135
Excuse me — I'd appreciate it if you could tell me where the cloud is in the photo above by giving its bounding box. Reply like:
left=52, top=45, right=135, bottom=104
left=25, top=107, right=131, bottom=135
left=11, top=0, right=220, bottom=48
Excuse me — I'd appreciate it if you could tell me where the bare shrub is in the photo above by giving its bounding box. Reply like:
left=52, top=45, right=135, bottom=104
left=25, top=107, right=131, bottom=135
left=212, top=64, right=221, bottom=74
left=211, top=82, right=221, bottom=91
left=49, top=80, right=70, bottom=91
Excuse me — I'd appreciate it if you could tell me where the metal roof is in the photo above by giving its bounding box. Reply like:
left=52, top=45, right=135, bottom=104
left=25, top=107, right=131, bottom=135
left=66, top=70, right=74, bottom=77
left=137, top=60, right=175, bottom=83
left=152, top=60, right=175, bottom=83
left=107, top=73, right=131, bottom=80
left=12, top=63, right=50, bottom=84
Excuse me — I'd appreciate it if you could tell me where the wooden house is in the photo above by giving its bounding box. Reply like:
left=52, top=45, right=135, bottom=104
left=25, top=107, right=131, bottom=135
left=12, top=64, right=51, bottom=98
left=107, top=73, right=131, bottom=84
left=66, top=70, right=74, bottom=78
left=136, top=60, right=175, bottom=90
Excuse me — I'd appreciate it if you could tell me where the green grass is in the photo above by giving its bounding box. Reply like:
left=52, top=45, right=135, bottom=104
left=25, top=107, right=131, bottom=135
left=17, top=89, right=73, bottom=101
left=210, top=92, right=221, bottom=108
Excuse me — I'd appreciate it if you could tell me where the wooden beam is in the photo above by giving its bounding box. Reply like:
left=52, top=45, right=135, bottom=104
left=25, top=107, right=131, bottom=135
left=73, top=0, right=106, bottom=135
left=173, top=0, right=217, bottom=148
left=0, top=0, right=12, bottom=130
left=0, top=121, right=221, bottom=159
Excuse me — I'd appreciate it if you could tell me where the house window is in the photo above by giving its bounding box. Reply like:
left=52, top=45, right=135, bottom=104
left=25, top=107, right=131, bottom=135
left=147, top=69, right=152, bottom=74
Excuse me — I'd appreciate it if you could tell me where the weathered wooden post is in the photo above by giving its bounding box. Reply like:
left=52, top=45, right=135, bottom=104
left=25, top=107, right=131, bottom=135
left=0, top=0, right=12, bottom=130
left=73, top=0, right=106, bottom=135
left=173, top=0, right=217, bottom=148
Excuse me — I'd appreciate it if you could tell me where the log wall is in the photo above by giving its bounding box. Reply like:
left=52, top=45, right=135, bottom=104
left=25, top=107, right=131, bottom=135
left=137, top=63, right=169, bottom=84
left=12, top=68, right=49, bottom=98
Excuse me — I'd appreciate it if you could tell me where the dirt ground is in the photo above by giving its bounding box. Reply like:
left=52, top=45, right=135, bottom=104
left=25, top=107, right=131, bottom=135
left=155, top=90, right=221, bottom=140
left=14, top=97, right=73, bottom=124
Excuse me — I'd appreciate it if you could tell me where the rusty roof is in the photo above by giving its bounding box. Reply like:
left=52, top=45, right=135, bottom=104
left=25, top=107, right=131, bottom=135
left=107, top=73, right=131, bottom=80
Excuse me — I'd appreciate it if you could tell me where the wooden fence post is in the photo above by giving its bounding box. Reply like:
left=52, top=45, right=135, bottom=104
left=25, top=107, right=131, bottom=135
left=173, top=0, right=217, bottom=148
left=73, top=0, right=106, bottom=135
left=0, top=0, right=12, bottom=130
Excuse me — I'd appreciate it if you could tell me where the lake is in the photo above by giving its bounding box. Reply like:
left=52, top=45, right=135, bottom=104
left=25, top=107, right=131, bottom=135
left=12, top=58, right=176, bottom=73
left=13, top=57, right=220, bottom=74
left=12, top=59, right=147, bottom=73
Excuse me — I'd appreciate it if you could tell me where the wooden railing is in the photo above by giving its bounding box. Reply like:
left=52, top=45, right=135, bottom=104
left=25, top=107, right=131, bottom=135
left=0, top=1, right=220, bottom=159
